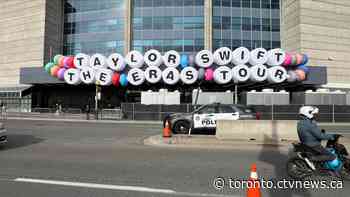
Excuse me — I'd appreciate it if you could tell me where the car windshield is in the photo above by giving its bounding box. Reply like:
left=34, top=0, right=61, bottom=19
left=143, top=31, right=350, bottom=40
left=236, top=106, right=255, bottom=113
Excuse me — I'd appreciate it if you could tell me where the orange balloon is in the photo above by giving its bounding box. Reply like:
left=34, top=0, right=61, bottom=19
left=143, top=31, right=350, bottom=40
left=295, top=69, right=306, bottom=81
left=50, top=66, right=60, bottom=77
left=59, top=56, right=65, bottom=68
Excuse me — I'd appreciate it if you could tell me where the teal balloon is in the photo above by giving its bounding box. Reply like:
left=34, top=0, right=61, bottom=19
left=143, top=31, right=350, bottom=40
left=45, top=62, right=55, bottom=73
left=119, top=74, right=128, bottom=87
left=180, top=55, right=188, bottom=69
left=198, top=68, right=205, bottom=80
left=54, top=55, right=63, bottom=65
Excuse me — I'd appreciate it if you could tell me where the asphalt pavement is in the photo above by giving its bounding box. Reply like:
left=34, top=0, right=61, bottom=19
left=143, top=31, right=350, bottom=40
left=0, top=119, right=349, bottom=197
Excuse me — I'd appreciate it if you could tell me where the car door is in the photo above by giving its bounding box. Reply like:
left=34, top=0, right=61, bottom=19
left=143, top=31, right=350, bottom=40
left=193, top=105, right=219, bottom=129
left=217, top=105, right=240, bottom=120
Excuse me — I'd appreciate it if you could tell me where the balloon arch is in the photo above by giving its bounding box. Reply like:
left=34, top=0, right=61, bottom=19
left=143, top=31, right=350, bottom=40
left=44, top=47, right=310, bottom=89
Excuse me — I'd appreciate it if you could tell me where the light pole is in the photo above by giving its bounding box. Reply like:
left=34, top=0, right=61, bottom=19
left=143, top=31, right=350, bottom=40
left=95, top=81, right=101, bottom=120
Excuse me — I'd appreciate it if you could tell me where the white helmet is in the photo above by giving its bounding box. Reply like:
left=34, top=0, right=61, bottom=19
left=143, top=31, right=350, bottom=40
left=299, top=106, right=319, bottom=119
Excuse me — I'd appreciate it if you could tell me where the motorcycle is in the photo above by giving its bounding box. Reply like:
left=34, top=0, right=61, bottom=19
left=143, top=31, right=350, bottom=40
left=287, top=131, right=350, bottom=180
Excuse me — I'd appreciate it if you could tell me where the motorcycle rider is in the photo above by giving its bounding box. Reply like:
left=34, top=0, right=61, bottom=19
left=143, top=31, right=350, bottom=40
left=297, top=106, right=336, bottom=162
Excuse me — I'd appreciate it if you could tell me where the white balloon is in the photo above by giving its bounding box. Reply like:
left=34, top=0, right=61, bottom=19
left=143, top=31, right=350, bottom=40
left=127, top=68, right=145, bottom=86
left=162, top=67, right=180, bottom=85
left=144, top=66, right=162, bottom=84
left=80, top=67, right=96, bottom=84
left=181, top=67, right=198, bottom=84
left=232, top=65, right=250, bottom=82
left=250, top=64, right=268, bottom=82
left=232, top=47, right=250, bottom=65
left=267, top=66, right=288, bottom=83
left=90, top=53, right=107, bottom=69
left=287, top=70, right=298, bottom=83
left=95, top=68, right=113, bottom=86
left=144, top=49, right=163, bottom=67
left=163, top=50, right=180, bottom=67
left=195, top=50, right=214, bottom=68
left=213, top=47, right=232, bottom=66
left=64, top=68, right=81, bottom=85
left=267, top=48, right=286, bottom=66
left=125, top=50, right=144, bottom=68
left=107, top=53, right=126, bottom=71
left=249, top=48, right=268, bottom=65
left=214, top=66, right=233, bottom=84
left=74, top=53, right=90, bottom=69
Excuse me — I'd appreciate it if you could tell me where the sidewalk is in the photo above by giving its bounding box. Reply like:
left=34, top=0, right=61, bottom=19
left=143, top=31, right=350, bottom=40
left=144, top=134, right=350, bottom=151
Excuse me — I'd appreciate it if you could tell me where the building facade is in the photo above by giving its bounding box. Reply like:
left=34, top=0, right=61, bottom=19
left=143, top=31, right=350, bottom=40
left=0, top=0, right=348, bottom=108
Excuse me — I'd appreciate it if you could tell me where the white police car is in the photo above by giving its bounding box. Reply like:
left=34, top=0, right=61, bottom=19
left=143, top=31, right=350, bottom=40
left=165, top=103, right=259, bottom=134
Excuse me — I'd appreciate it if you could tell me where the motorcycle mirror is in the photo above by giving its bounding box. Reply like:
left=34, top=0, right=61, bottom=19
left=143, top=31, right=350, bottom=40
left=321, top=129, right=326, bottom=133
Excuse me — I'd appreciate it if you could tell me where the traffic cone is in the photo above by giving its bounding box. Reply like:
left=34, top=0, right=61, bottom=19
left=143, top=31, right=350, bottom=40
left=163, top=119, right=172, bottom=138
left=247, top=163, right=261, bottom=197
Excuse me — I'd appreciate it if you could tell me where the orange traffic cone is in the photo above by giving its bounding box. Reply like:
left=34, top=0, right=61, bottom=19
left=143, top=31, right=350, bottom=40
left=163, top=119, right=172, bottom=138
left=247, top=163, right=261, bottom=197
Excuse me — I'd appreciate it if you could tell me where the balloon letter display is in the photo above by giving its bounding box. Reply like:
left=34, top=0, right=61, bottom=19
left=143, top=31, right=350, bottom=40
left=144, top=66, right=162, bottom=84
left=125, top=50, right=144, bottom=68
left=249, top=48, right=268, bottom=65
left=163, top=50, right=180, bottom=67
left=214, top=47, right=232, bottom=66
left=127, top=68, right=145, bottom=86
left=80, top=67, right=96, bottom=84
left=144, top=49, right=162, bottom=67
left=267, top=48, right=286, bottom=66
left=232, top=65, right=250, bottom=82
left=181, top=67, right=198, bottom=84
left=250, top=64, right=268, bottom=82
left=195, top=50, right=214, bottom=68
left=107, top=53, right=126, bottom=72
left=162, top=67, right=180, bottom=85
left=214, top=66, right=233, bottom=84
left=232, top=47, right=250, bottom=65
left=74, top=53, right=90, bottom=69
left=267, top=66, right=288, bottom=83
left=64, top=68, right=81, bottom=85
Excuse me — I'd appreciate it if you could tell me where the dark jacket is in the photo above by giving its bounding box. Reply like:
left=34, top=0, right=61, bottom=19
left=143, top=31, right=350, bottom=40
left=297, top=116, right=334, bottom=147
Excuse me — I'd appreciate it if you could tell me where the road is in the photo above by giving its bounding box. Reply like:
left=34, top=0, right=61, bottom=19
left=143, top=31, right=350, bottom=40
left=0, top=120, right=349, bottom=197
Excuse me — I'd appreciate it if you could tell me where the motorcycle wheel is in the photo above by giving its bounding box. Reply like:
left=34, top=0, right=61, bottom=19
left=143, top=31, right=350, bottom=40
left=340, top=159, right=350, bottom=181
left=286, top=157, right=313, bottom=179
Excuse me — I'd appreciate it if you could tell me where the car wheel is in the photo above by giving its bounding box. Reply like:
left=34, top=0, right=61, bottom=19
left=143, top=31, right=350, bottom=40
left=173, top=121, right=190, bottom=134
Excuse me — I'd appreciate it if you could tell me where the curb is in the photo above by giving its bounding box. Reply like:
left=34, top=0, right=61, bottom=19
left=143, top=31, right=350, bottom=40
left=144, top=134, right=293, bottom=151
left=6, top=117, right=162, bottom=125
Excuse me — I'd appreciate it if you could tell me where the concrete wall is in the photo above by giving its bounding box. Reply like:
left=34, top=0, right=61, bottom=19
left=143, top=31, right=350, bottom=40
left=216, top=120, right=299, bottom=142
left=0, top=0, right=63, bottom=86
left=281, top=0, right=350, bottom=88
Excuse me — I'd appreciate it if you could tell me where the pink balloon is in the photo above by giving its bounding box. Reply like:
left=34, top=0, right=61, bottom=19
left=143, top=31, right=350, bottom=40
left=57, top=68, right=67, bottom=80
left=283, top=53, right=292, bottom=67
left=63, top=57, right=71, bottom=68
left=205, top=68, right=214, bottom=81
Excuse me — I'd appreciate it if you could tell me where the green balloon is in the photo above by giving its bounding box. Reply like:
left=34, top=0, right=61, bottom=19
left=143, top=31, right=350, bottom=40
left=54, top=55, right=63, bottom=65
left=45, top=62, right=55, bottom=73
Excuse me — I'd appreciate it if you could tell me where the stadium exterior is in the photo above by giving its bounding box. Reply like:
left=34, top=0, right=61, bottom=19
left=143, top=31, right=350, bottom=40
left=0, top=0, right=349, bottom=109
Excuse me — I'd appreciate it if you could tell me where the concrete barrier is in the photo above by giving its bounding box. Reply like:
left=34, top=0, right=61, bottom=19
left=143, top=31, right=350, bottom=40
left=216, top=120, right=299, bottom=142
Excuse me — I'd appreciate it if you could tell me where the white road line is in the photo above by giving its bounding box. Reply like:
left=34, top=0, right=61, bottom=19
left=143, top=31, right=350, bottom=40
left=13, top=177, right=238, bottom=197
left=14, top=178, right=175, bottom=194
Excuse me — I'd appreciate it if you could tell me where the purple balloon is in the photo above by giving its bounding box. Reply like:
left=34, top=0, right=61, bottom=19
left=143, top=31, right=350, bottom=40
left=57, top=68, right=67, bottom=80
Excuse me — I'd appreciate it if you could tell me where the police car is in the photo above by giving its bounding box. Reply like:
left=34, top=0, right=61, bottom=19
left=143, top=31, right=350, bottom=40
left=165, top=103, right=259, bottom=134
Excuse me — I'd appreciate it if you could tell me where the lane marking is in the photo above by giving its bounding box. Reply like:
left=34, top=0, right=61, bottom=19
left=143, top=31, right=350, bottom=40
left=14, top=178, right=175, bottom=194
left=13, top=177, right=238, bottom=197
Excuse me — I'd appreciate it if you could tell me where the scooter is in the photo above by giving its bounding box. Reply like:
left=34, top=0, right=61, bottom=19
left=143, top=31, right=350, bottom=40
left=287, top=131, right=350, bottom=180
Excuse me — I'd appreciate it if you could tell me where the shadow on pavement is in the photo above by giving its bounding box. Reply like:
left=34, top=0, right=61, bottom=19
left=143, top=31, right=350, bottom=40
left=0, top=134, right=44, bottom=151
left=258, top=127, right=312, bottom=196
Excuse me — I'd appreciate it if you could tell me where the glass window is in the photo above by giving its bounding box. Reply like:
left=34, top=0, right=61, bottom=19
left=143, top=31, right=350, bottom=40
left=219, top=105, right=236, bottom=113
left=242, top=0, right=250, bottom=8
